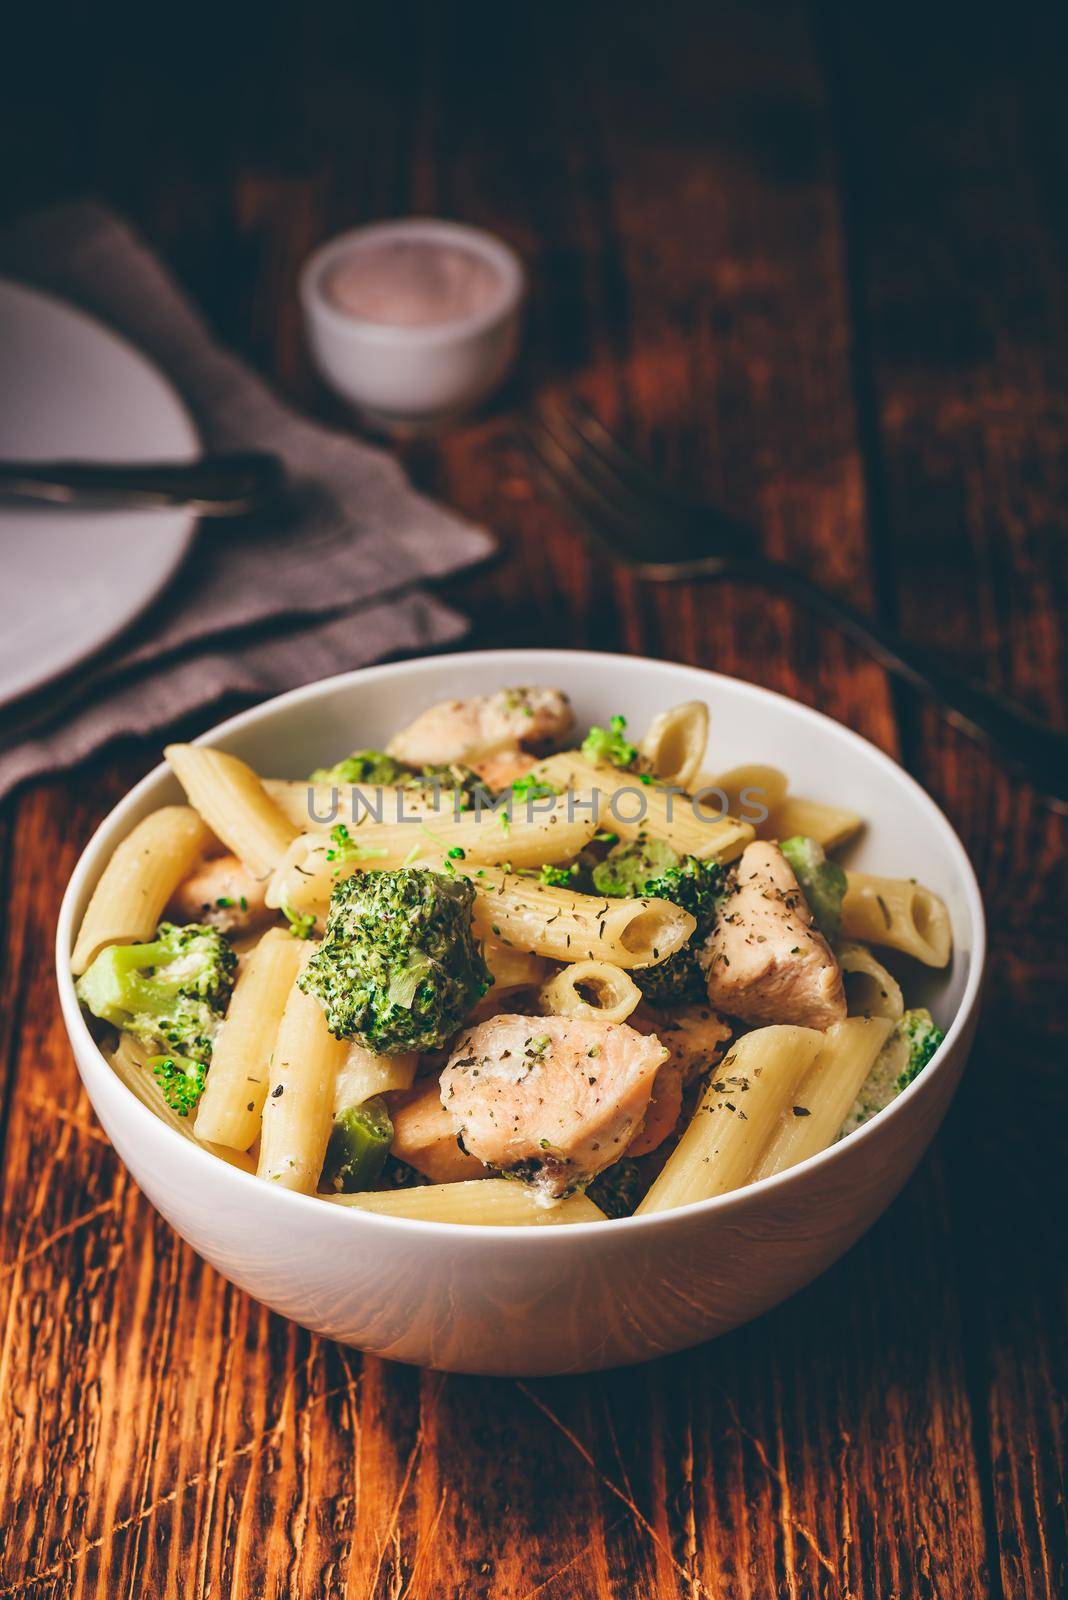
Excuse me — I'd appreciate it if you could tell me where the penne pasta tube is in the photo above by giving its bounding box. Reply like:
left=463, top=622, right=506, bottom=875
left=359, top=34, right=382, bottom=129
left=333, top=1042, right=419, bottom=1112
left=700, top=764, right=788, bottom=829
left=193, top=929, right=304, bottom=1150
left=639, top=701, right=709, bottom=791
left=636, top=1026, right=825, bottom=1213
left=72, top=805, right=214, bottom=975
left=328, top=1179, right=607, bottom=1225
left=263, top=778, right=445, bottom=831
left=841, top=872, right=952, bottom=967
left=761, top=794, right=863, bottom=851
left=837, top=940, right=904, bottom=1021
left=483, top=940, right=552, bottom=993
left=751, top=1016, right=894, bottom=1182
left=530, top=752, right=754, bottom=862
left=265, top=798, right=598, bottom=915
left=165, top=744, right=298, bottom=880
left=465, top=867, right=696, bottom=968
left=539, top=960, right=642, bottom=1025
left=257, top=945, right=349, bottom=1192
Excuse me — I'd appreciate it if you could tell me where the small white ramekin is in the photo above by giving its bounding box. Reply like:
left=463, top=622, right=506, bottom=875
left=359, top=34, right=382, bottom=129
left=300, top=218, right=525, bottom=433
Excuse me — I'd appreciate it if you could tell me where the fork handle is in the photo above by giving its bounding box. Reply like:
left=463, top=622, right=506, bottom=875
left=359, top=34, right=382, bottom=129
left=733, top=556, right=1068, bottom=807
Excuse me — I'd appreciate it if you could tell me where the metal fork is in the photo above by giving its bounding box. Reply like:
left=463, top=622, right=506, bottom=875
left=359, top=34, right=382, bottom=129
left=523, top=399, right=1068, bottom=808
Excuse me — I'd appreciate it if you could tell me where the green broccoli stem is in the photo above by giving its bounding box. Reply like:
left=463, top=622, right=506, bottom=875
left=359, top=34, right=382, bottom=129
left=779, top=835, right=847, bottom=942
left=321, top=1098, right=394, bottom=1192
left=75, top=943, right=193, bottom=1026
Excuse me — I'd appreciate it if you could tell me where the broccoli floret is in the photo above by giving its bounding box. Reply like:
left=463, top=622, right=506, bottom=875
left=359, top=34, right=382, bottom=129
left=840, top=1007, right=945, bottom=1133
left=581, top=713, right=639, bottom=770
left=411, top=763, right=485, bottom=808
left=779, top=835, right=847, bottom=941
left=516, top=857, right=598, bottom=893
left=310, top=749, right=412, bottom=785
left=510, top=772, right=559, bottom=803
left=592, top=840, right=728, bottom=1004
left=76, top=922, right=236, bottom=1115
left=149, top=1052, right=208, bottom=1117
left=538, top=862, right=582, bottom=888
left=639, top=854, right=729, bottom=1003
left=587, top=1158, right=644, bottom=1219
left=894, top=1008, right=945, bottom=1090
left=299, top=868, right=493, bottom=1053
left=650, top=854, right=728, bottom=928
left=310, top=750, right=484, bottom=808
left=591, top=836, right=679, bottom=897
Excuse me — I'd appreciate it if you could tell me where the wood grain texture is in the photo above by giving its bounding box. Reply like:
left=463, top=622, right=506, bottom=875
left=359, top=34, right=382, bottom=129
left=1, top=1, right=1065, bottom=1595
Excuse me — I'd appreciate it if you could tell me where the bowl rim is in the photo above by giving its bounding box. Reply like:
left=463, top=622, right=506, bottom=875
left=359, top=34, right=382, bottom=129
left=56, top=647, right=986, bottom=1244
left=299, top=217, right=526, bottom=348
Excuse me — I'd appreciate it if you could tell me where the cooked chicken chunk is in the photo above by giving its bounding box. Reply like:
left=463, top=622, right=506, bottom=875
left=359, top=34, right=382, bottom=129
left=470, top=747, right=538, bottom=790
left=439, top=1014, right=668, bottom=1197
left=623, top=1003, right=731, bottom=1155
left=167, top=853, right=271, bottom=936
left=698, top=841, right=846, bottom=1029
left=625, top=1064, right=682, bottom=1157
left=630, top=1002, right=732, bottom=1086
left=389, top=1079, right=486, bottom=1184
left=387, top=687, right=573, bottom=768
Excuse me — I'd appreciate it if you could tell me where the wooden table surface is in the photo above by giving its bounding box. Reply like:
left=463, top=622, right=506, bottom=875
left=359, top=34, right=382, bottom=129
left=2, top=3, right=1065, bottom=1595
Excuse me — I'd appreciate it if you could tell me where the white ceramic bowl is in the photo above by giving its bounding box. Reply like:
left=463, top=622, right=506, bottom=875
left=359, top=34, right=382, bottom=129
left=300, top=219, right=525, bottom=432
left=56, top=651, right=985, bottom=1376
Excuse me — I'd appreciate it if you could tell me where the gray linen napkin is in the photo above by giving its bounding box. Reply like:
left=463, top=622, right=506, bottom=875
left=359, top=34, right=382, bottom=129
left=0, top=202, right=496, bottom=797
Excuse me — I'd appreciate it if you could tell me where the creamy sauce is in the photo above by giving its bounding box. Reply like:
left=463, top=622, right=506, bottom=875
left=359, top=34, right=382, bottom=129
left=324, top=240, right=503, bottom=327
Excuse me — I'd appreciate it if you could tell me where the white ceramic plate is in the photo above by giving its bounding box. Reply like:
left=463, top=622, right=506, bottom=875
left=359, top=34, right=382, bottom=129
left=56, top=651, right=986, bottom=1374
left=0, top=279, right=198, bottom=706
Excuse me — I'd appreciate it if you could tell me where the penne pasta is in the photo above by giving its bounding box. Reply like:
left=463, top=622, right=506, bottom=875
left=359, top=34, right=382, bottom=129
left=639, top=701, right=709, bottom=791
left=165, top=744, right=298, bottom=880
left=72, top=805, right=214, bottom=975
left=483, top=939, right=552, bottom=993
left=751, top=1016, right=894, bottom=1182
left=538, top=960, right=642, bottom=1025
left=329, top=1179, right=607, bottom=1225
left=841, top=872, right=952, bottom=967
left=636, top=1026, right=825, bottom=1213
left=465, top=867, right=696, bottom=968
left=700, top=764, right=788, bottom=829
left=761, top=794, right=863, bottom=851
left=264, top=799, right=598, bottom=916
left=262, top=778, right=445, bottom=831
left=257, top=944, right=349, bottom=1192
left=333, top=1042, right=419, bottom=1112
left=837, top=940, right=904, bottom=1021
left=193, top=929, right=305, bottom=1150
left=530, top=752, right=754, bottom=862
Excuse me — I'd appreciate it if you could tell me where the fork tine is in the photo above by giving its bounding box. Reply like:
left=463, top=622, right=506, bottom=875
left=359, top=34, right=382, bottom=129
left=564, top=397, right=696, bottom=522
left=520, top=418, right=660, bottom=565
left=537, top=402, right=712, bottom=562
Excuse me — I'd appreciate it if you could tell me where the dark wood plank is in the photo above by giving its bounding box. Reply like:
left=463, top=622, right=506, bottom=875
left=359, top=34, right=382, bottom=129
left=821, top=7, right=1068, bottom=1596
left=0, top=2, right=1063, bottom=1597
